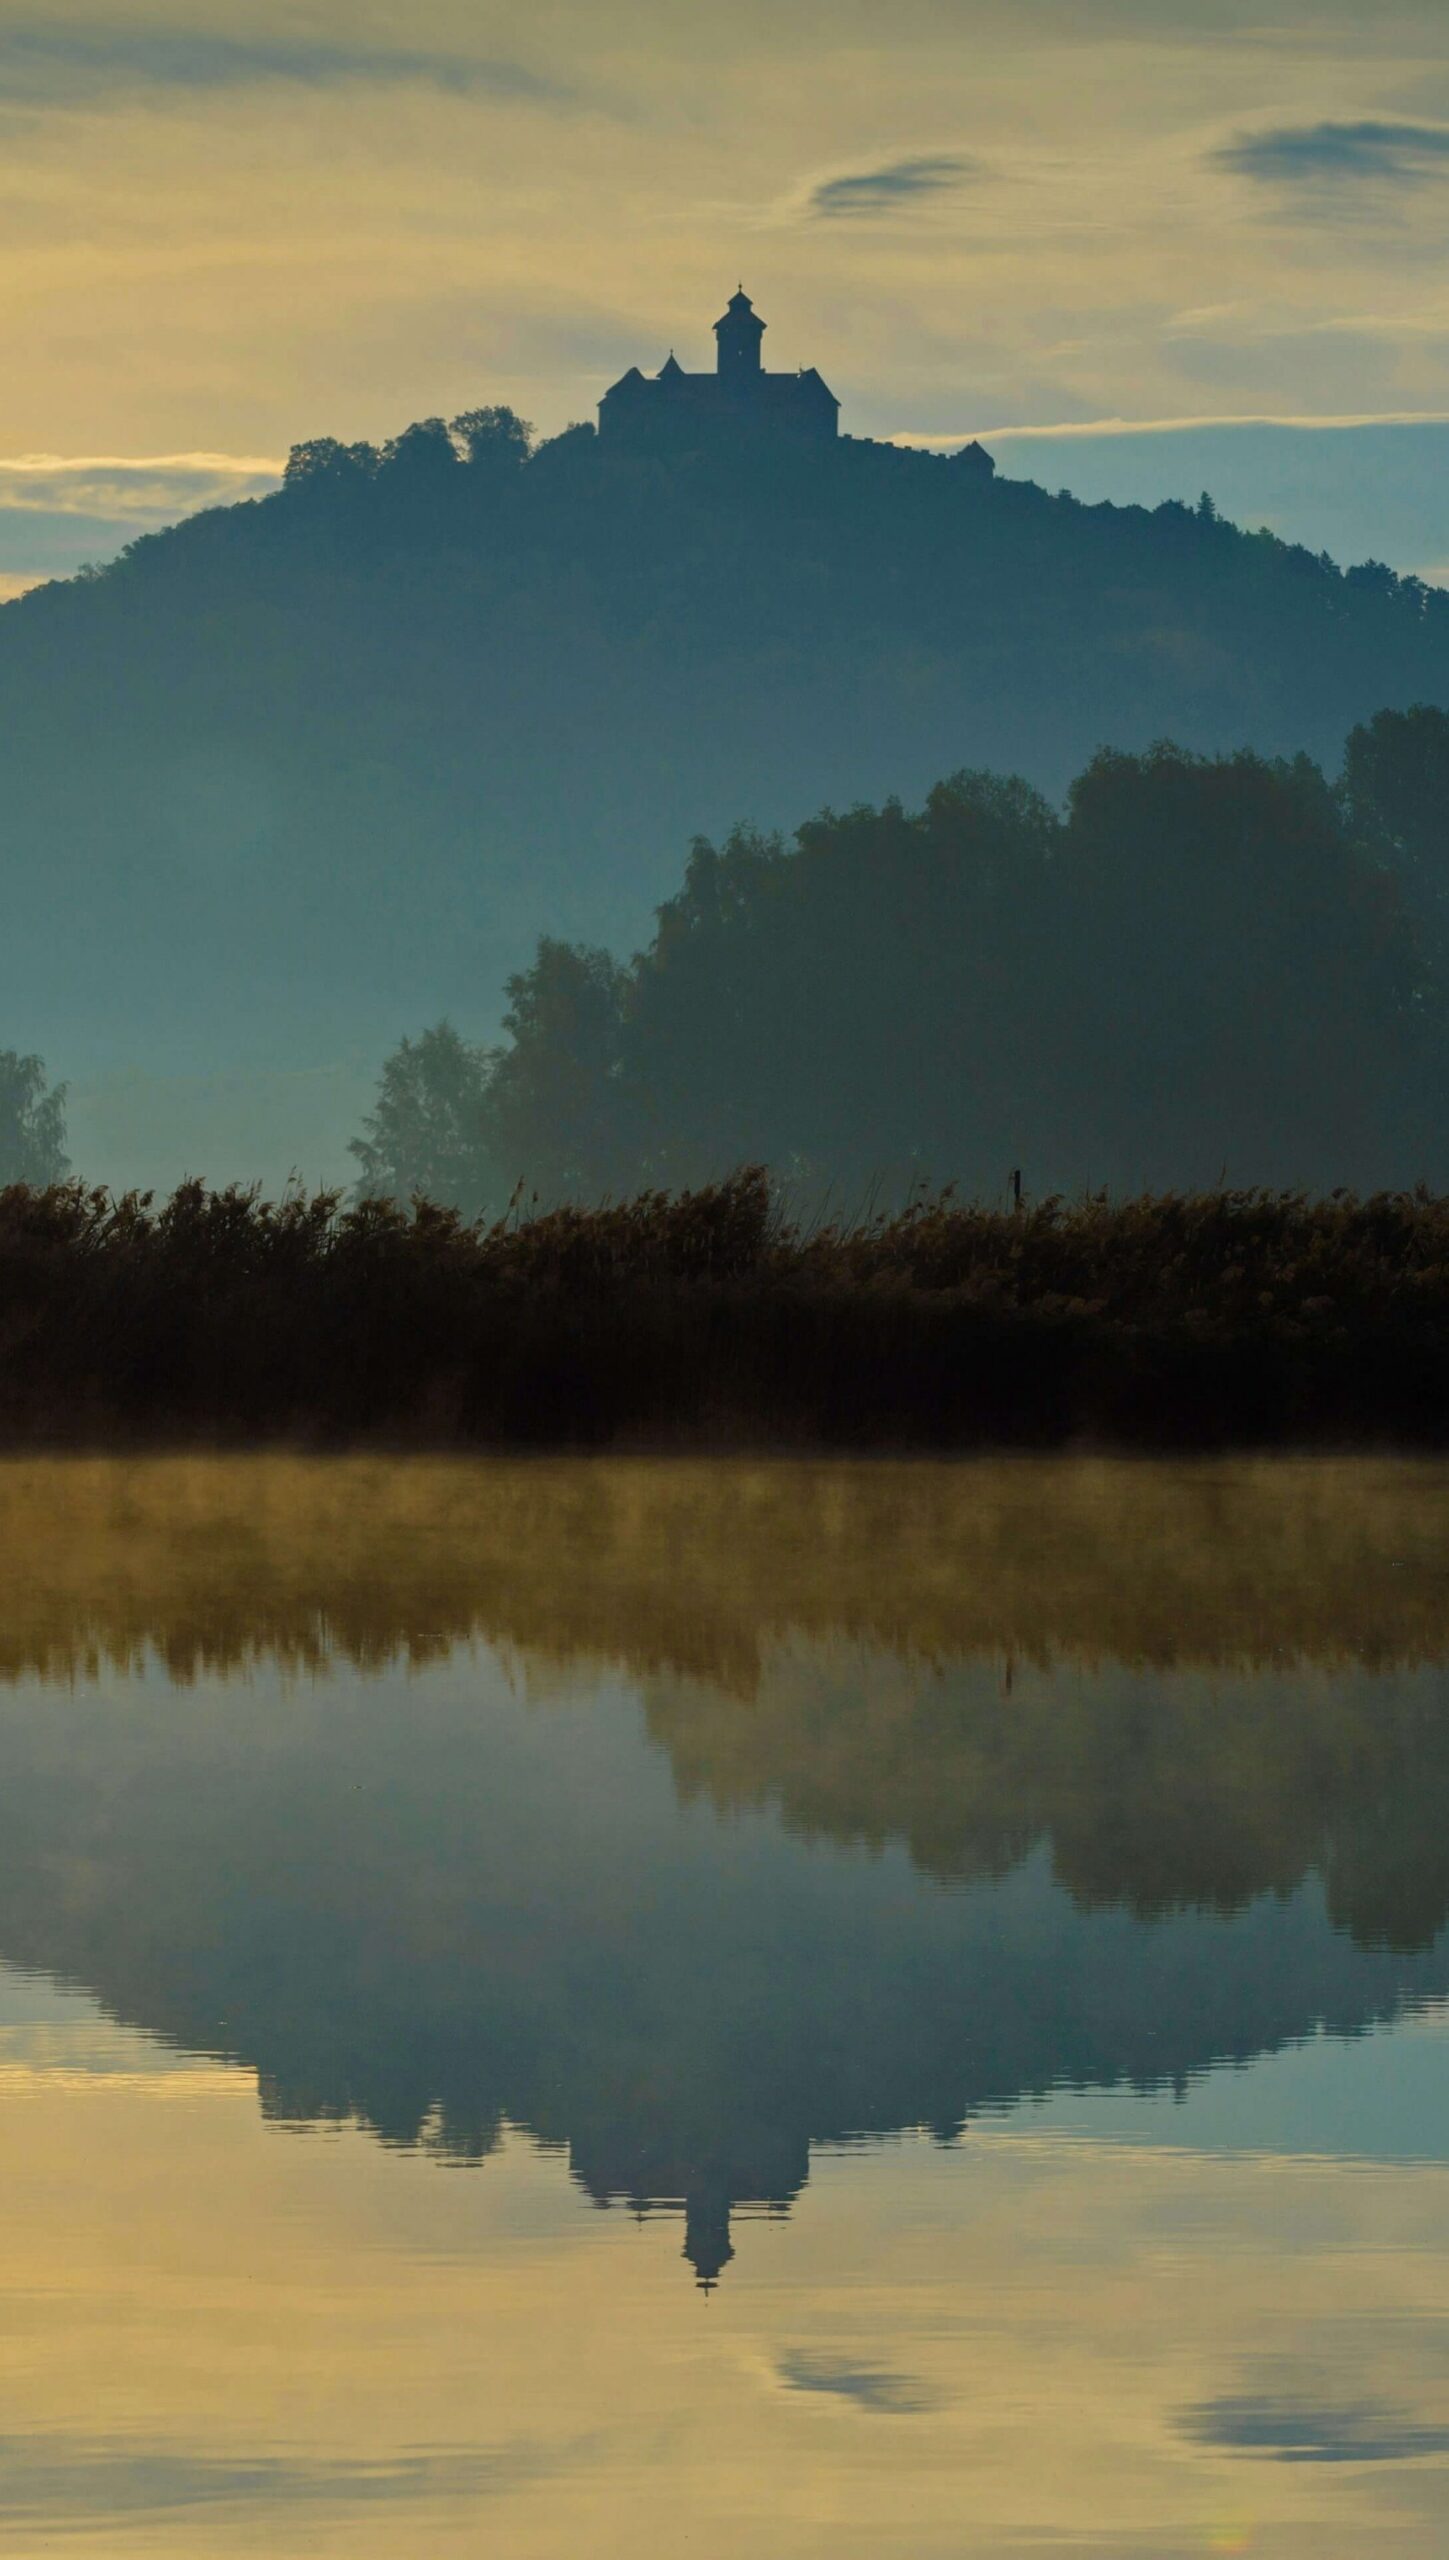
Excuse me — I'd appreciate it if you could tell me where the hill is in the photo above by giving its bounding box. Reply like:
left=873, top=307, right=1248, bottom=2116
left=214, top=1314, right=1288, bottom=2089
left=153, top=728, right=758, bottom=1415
left=3, top=408, right=1449, bottom=1184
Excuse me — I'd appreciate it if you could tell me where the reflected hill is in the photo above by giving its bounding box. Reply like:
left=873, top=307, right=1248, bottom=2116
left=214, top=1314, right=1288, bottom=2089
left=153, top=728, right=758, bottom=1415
left=644, top=1642, right=1449, bottom=1945
left=2, top=1455, right=1449, bottom=2281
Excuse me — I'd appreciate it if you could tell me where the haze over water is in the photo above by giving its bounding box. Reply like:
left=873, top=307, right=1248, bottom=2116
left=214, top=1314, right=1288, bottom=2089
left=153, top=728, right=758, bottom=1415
left=4, top=1454, right=1449, bottom=2553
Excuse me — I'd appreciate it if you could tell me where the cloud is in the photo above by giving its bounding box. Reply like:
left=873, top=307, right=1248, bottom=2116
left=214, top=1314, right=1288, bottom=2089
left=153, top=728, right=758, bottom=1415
left=0, top=452, right=282, bottom=519
left=807, top=154, right=976, bottom=220
left=0, top=2432, right=552, bottom=2520
left=0, top=22, right=572, bottom=110
left=1166, top=302, right=1449, bottom=344
left=1181, top=2395, right=1449, bottom=2464
left=775, top=2352, right=934, bottom=2413
left=0, top=454, right=283, bottom=596
left=1217, top=119, right=1449, bottom=189
left=895, top=410, right=1449, bottom=443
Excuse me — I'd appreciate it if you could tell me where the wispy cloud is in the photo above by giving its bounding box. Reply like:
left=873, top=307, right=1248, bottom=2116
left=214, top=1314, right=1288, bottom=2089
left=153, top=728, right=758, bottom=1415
left=775, top=2353, right=935, bottom=2413
left=806, top=154, right=976, bottom=220
left=895, top=410, right=1449, bottom=444
left=1181, top=2394, right=1449, bottom=2464
left=0, top=452, right=282, bottom=518
left=1217, top=119, right=1449, bottom=188
left=0, top=454, right=284, bottom=597
left=1167, top=300, right=1449, bottom=342
left=0, top=2430, right=550, bottom=2520
left=0, top=22, right=572, bottom=109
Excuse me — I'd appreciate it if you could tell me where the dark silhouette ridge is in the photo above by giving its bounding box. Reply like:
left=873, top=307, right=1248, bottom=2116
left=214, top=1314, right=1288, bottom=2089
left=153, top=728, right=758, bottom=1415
left=1, top=1454, right=1448, bottom=2283
left=4, top=377, right=1449, bottom=1110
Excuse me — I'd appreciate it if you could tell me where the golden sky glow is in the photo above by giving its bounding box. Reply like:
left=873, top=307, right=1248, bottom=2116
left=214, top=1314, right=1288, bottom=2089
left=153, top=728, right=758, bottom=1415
left=6, top=2, right=1449, bottom=594
left=4, top=0, right=1449, bottom=461
left=1, top=2015, right=1448, bottom=2555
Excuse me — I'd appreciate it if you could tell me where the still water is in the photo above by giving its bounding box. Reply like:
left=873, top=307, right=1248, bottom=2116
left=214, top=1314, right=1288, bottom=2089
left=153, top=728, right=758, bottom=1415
left=4, top=1454, right=1449, bottom=2554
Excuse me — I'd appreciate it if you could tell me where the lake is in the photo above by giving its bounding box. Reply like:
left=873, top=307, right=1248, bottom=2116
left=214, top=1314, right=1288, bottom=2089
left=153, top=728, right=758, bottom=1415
left=4, top=1453, right=1449, bottom=2554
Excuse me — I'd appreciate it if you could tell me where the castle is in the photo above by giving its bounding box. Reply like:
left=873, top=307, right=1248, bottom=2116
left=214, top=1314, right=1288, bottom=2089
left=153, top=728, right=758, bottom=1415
left=598, top=290, right=840, bottom=453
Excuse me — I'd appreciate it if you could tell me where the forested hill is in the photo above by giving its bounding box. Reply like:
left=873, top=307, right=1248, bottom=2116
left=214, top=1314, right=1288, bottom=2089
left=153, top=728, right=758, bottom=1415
left=3, top=407, right=1449, bottom=1095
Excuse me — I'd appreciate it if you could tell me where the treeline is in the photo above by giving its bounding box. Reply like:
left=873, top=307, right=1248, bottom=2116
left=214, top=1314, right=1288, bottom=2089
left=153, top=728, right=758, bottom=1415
left=278, top=401, right=549, bottom=511
left=354, top=707, right=1449, bottom=1210
left=6, top=1174, right=1449, bottom=1447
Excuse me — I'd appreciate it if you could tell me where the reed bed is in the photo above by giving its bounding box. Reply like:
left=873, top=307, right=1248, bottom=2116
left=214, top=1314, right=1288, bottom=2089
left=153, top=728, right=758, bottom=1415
left=3, top=1168, right=1449, bottom=1447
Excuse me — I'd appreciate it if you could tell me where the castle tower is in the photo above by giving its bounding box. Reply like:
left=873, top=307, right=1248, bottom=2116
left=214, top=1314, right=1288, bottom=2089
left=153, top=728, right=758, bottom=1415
left=598, top=291, right=838, bottom=449
left=683, top=2180, right=735, bottom=2289
left=714, top=289, right=765, bottom=386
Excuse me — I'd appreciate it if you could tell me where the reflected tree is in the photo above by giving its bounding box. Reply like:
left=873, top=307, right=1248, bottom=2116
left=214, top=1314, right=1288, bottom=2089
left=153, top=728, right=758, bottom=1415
left=0, top=1049, right=68, bottom=1185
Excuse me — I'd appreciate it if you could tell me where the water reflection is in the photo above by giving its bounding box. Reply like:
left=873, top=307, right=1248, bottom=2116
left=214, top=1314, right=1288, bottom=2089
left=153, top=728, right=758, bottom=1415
left=3, top=1456, right=1449, bottom=2292
left=7, top=1450, right=1449, bottom=1683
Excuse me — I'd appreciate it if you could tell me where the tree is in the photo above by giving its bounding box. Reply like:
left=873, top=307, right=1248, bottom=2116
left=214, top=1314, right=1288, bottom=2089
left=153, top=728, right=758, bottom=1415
left=1341, top=703, right=1449, bottom=908
left=355, top=720, right=1449, bottom=1214
left=624, top=775, right=1064, bottom=1192
left=379, top=419, right=459, bottom=484
left=1060, top=742, right=1426, bottom=1187
left=0, top=1051, right=68, bottom=1185
left=450, top=406, right=534, bottom=472
left=349, top=1023, right=493, bottom=1215
left=282, top=437, right=378, bottom=491
left=476, top=940, right=631, bottom=1199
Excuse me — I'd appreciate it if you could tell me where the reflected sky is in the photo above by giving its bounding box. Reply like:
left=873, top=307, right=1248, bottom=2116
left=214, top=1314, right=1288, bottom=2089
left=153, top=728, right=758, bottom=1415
left=2, top=1454, right=1449, bottom=2551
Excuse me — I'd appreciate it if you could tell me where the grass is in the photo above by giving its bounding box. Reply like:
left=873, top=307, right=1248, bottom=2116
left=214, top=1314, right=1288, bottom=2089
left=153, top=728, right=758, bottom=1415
left=4, top=1166, right=1449, bottom=1448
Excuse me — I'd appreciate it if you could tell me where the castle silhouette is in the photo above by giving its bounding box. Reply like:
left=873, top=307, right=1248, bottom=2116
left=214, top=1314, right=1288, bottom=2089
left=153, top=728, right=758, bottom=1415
left=599, top=289, right=840, bottom=452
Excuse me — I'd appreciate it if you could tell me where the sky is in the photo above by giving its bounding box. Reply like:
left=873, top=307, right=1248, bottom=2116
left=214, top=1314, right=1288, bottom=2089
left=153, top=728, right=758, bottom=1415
left=12, top=0, right=1449, bottom=583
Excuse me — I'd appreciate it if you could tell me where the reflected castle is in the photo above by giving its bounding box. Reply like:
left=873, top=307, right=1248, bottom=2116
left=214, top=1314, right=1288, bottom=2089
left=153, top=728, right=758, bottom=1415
left=2, top=1457, right=1449, bottom=2287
